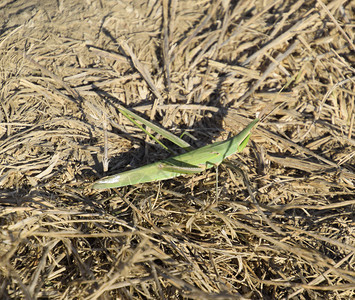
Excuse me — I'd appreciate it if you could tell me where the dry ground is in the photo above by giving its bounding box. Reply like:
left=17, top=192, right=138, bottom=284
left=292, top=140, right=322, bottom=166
left=0, top=0, right=354, bottom=299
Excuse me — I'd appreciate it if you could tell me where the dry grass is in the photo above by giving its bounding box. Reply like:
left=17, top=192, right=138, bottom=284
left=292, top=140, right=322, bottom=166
left=0, top=0, right=354, bottom=299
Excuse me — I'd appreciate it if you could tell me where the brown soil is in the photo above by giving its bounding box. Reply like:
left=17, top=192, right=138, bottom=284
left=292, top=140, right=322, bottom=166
left=0, top=0, right=354, bottom=299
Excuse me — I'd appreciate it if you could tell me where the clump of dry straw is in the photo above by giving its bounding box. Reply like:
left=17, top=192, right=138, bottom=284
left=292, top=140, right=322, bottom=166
left=0, top=0, right=354, bottom=299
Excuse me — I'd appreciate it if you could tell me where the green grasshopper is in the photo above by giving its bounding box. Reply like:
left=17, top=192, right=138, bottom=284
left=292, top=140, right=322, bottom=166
left=93, top=110, right=259, bottom=189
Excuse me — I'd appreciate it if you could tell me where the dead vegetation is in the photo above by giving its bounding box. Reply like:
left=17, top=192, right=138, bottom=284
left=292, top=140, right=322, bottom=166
left=0, top=0, right=354, bottom=299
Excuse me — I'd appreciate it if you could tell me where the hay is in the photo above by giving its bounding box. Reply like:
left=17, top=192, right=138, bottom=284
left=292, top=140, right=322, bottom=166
left=0, top=0, right=354, bottom=298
